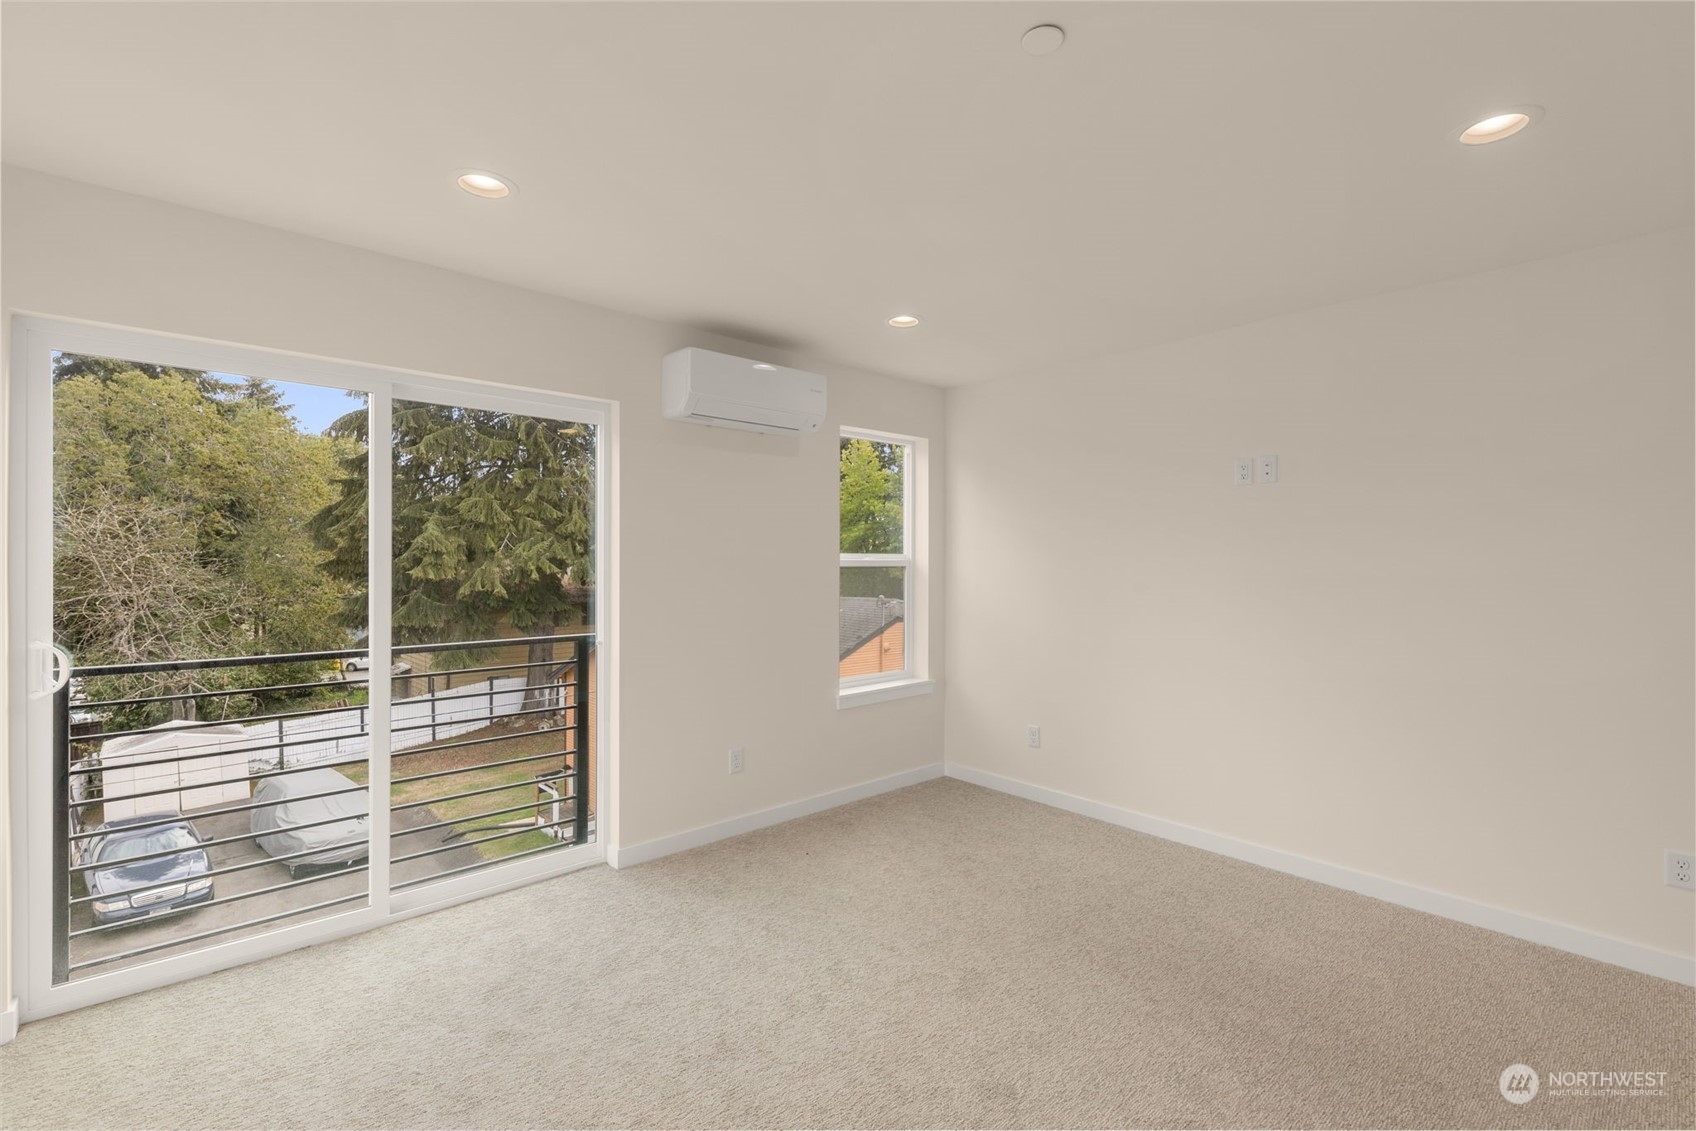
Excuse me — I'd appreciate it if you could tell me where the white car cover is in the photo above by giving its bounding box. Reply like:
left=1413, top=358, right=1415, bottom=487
left=250, top=767, right=370, bottom=868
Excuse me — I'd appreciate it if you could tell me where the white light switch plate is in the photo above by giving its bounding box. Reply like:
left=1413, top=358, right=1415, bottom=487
left=1257, top=455, right=1278, bottom=484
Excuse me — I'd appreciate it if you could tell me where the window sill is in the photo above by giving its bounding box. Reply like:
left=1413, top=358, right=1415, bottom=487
left=837, top=677, right=935, bottom=710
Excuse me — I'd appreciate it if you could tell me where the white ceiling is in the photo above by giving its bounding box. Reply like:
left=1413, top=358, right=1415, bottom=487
left=3, top=2, right=1691, bottom=386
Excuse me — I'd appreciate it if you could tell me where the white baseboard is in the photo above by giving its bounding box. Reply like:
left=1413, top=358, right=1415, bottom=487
left=608, top=762, right=945, bottom=869
left=946, top=763, right=1696, bottom=987
left=0, top=999, right=17, bottom=1045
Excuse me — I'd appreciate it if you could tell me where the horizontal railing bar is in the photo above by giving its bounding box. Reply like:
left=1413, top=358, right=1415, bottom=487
left=67, top=892, right=368, bottom=973
left=75, top=653, right=579, bottom=712
left=68, top=787, right=583, bottom=904
left=68, top=785, right=370, bottom=844
left=69, top=863, right=371, bottom=935
left=390, top=702, right=572, bottom=737
left=67, top=755, right=374, bottom=811
left=63, top=728, right=372, bottom=777
left=379, top=680, right=569, bottom=718
left=71, top=703, right=576, bottom=780
left=79, top=681, right=569, bottom=756
left=68, top=835, right=380, bottom=904
left=73, top=647, right=368, bottom=679
left=386, top=657, right=582, bottom=683
left=389, top=724, right=570, bottom=761
left=390, top=775, right=569, bottom=815
left=387, top=685, right=571, bottom=723
left=388, top=819, right=571, bottom=867
left=390, top=632, right=592, bottom=657
left=77, top=701, right=380, bottom=747
left=65, top=729, right=574, bottom=814
left=389, top=796, right=576, bottom=840
left=391, top=750, right=570, bottom=786
left=68, top=632, right=592, bottom=679
left=391, top=838, right=580, bottom=892
left=68, top=809, right=371, bottom=876
left=75, top=680, right=369, bottom=712
left=76, top=654, right=578, bottom=713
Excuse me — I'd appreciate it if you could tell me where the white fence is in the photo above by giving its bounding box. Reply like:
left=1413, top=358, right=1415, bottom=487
left=235, top=675, right=540, bottom=772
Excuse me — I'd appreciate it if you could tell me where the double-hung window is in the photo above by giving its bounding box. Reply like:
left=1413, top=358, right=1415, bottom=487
left=838, top=427, right=926, bottom=701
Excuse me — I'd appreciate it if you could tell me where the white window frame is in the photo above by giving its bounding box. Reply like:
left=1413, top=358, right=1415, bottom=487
left=837, top=426, right=932, bottom=708
left=8, top=315, right=617, bottom=1023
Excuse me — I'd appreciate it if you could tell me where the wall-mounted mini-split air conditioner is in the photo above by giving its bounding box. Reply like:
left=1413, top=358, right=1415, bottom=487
left=661, top=347, right=827, bottom=434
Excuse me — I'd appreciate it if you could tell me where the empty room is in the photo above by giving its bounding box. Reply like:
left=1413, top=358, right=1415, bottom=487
left=0, top=2, right=1691, bottom=1129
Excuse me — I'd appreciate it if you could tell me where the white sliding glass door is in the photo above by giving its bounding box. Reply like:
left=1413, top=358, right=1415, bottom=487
left=10, top=318, right=608, bottom=1020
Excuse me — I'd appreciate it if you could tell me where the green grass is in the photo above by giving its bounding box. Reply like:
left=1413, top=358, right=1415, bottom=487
left=396, top=761, right=563, bottom=860
left=344, top=727, right=583, bottom=861
left=277, top=682, right=370, bottom=712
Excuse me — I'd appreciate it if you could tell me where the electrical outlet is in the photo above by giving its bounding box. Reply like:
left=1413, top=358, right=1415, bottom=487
left=1257, top=454, right=1279, bottom=484
left=1667, top=850, right=1694, bottom=891
left=1027, top=725, right=1041, bottom=749
left=729, top=747, right=744, bottom=775
left=1233, top=458, right=1253, bottom=486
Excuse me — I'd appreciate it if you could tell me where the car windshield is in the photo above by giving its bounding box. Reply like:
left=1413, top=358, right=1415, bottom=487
left=97, top=826, right=199, bottom=863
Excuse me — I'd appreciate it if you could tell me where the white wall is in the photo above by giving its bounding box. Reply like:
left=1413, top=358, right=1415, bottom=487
left=946, top=228, right=1695, bottom=960
left=0, top=167, right=947, bottom=1013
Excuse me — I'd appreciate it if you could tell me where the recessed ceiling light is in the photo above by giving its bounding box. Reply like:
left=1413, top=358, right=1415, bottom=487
left=1022, top=24, right=1065, bottom=56
left=752, top=363, right=776, bottom=371
left=888, top=315, right=920, bottom=328
left=456, top=171, right=514, bottom=198
left=1458, top=109, right=1538, bottom=146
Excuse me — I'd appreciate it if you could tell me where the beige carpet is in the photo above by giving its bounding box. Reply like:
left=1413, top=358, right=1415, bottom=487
left=1, top=778, right=1690, bottom=1130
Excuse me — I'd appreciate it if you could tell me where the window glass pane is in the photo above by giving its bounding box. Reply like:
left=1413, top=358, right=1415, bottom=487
left=385, top=401, right=598, bottom=892
left=839, top=566, right=907, bottom=678
left=54, top=352, right=370, bottom=979
left=839, top=437, right=905, bottom=555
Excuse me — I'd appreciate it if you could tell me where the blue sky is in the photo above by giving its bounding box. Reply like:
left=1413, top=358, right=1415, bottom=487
left=278, top=381, right=363, bottom=434
left=215, top=373, right=363, bottom=435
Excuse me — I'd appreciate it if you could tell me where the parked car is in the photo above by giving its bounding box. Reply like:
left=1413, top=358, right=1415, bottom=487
left=83, top=814, right=214, bottom=924
left=251, top=767, right=370, bottom=877
left=338, top=655, right=410, bottom=682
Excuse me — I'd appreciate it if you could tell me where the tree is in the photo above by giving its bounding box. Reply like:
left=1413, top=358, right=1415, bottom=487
left=55, top=492, right=244, bottom=722
left=839, top=438, right=906, bottom=601
left=52, top=352, right=240, bottom=402
left=216, top=387, right=352, bottom=653
left=314, top=403, right=596, bottom=707
left=839, top=437, right=904, bottom=553
left=52, top=355, right=359, bottom=721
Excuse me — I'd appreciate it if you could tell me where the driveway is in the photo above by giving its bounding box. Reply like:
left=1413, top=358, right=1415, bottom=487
left=69, top=800, right=480, bottom=974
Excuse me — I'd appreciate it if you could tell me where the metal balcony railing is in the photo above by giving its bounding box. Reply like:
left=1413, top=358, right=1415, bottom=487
left=53, top=632, right=593, bottom=982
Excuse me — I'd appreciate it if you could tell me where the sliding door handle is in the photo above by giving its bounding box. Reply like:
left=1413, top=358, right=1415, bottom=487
left=29, top=641, right=72, bottom=699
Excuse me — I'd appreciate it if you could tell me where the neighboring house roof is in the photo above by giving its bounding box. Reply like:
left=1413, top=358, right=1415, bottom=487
left=839, top=596, right=904, bottom=660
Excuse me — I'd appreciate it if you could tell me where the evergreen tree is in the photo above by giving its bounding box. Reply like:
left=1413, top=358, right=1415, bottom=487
left=315, top=402, right=596, bottom=702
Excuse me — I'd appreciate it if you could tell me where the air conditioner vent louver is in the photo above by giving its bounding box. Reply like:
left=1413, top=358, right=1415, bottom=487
left=692, top=413, right=803, bottom=432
